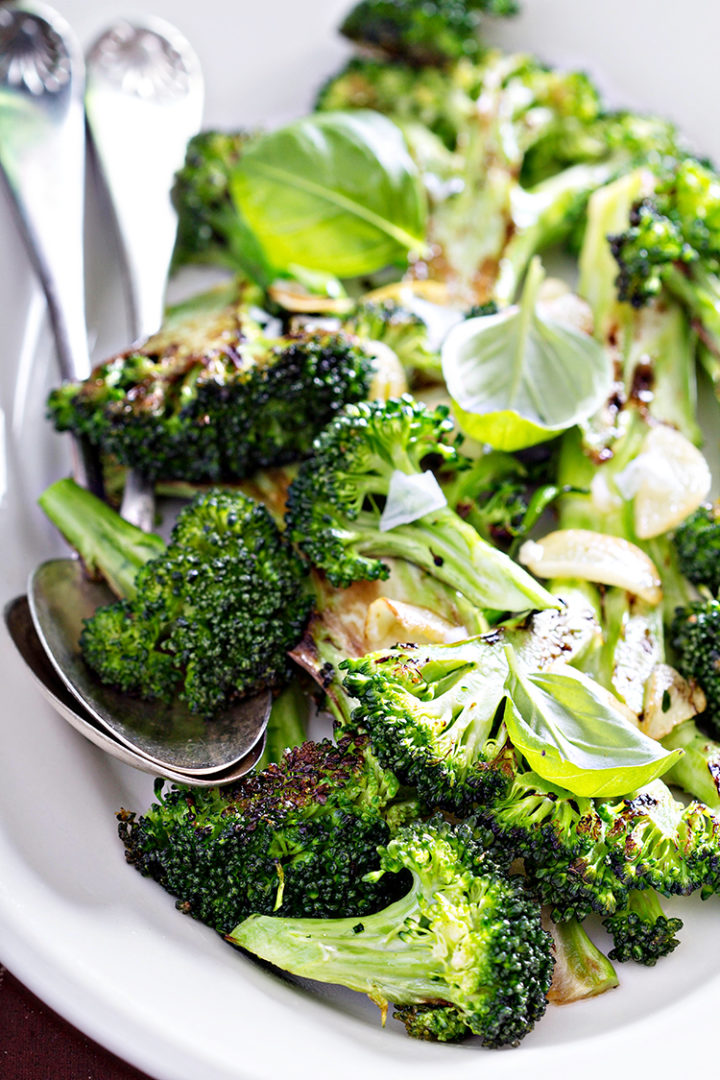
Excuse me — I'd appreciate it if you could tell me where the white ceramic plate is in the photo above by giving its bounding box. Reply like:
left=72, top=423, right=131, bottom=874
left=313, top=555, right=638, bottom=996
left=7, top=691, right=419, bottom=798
left=2, top=3, right=720, bottom=1078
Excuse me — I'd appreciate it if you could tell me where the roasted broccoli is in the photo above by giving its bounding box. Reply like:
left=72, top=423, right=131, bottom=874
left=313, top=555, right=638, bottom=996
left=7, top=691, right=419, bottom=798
left=340, top=605, right=598, bottom=812
left=170, top=130, right=269, bottom=280
left=661, top=720, right=720, bottom=809
left=231, top=816, right=553, bottom=1048
left=339, top=0, right=519, bottom=67
left=671, top=600, right=720, bottom=735
left=119, top=736, right=417, bottom=934
left=255, top=678, right=310, bottom=771
left=39, top=479, right=311, bottom=719
left=673, top=502, right=720, bottom=595
left=603, top=889, right=683, bottom=966
left=47, top=284, right=371, bottom=483
left=285, top=396, right=559, bottom=614
left=344, top=299, right=444, bottom=380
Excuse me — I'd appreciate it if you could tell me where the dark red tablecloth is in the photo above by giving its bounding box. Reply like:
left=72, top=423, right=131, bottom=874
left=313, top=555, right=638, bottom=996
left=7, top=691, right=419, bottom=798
left=0, top=966, right=152, bottom=1080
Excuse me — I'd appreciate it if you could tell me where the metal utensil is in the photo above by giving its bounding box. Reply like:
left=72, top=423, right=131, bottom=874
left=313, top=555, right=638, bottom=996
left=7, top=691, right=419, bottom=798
left=0, top=1, right=101, bottom=494
left=1, top=4, right=271, bottom=779
left=85, top=15, right=203, bottom=530
left=5, top=596, right=267, bottom=785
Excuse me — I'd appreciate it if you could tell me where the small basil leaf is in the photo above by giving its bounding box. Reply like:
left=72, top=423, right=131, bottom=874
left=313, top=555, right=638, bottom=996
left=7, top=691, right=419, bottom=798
left=231, top=111, right=427, bottom=279
left=442, top=258, right=613, bottom=451
left=503, top=647, right=683, bottom=797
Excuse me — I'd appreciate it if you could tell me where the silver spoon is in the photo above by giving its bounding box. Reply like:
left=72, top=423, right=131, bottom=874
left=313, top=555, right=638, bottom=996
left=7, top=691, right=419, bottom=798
left=1, top=4, right=271, bottom=778
left=5, top=596, right=266, bottom=785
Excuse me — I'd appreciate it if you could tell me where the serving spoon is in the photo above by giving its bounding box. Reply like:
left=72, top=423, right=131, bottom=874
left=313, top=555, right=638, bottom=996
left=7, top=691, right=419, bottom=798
left=1, top=4, right=271, bottom=779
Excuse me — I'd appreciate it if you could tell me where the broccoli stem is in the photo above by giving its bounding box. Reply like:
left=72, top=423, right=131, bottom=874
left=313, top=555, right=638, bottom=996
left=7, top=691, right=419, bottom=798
left=38, top=477, right=164, bottom=599
left=661, top=719, right=720, bottom=808
left=545, top=916, right=618, bottom=1003
left=348, top=504, right=560, bottom=613
left=231, top=886, right=460, bottom=1006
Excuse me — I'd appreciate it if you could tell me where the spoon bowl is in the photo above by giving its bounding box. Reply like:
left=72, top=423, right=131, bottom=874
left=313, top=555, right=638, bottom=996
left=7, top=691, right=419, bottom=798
left=5, top=595, right=268, bottom=785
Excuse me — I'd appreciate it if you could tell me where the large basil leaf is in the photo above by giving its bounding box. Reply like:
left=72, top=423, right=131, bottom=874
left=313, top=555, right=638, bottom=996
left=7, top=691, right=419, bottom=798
left=230, top=111, right=427, bottom=279
left=442, top=258, right=612, bottom=450
left=503, top=649, right=682, bottom=797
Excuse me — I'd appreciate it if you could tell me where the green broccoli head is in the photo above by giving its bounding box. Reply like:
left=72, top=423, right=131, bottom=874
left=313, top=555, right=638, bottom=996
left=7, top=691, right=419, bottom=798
left=673, top=502, right=720, bottom=594
left=79, top=488, right=312, bottom=718
left=315, top=56, right=482, bottom=149
left=609, top=157, right=720, bottom=309
left=119, top=735, right=415, bottom=934
left=603, top=889, right=683, bottom=966
left=479, top=767, right=624, bottom=921
left=345, top=299, right=443, bottom=379
left=339, top=0, right=519, bottom=67
left=285, top=396, right=558, bottom=614
left=170, top=129, right=271, bottom=280
left=341, top=637, right=514, bottom=812
left=671, top=599, right=720, bottom=737
left=231, top=816, right=553, bottom=1048
left=48, top=284, right=371, bottom=483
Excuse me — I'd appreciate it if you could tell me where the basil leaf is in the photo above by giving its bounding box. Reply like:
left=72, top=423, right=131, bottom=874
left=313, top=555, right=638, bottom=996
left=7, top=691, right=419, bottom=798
left=503, top=648, right=683, bottom=797
left=230, top=111, right=427, bottom=279
left=442, top=258, right=613, bottom=450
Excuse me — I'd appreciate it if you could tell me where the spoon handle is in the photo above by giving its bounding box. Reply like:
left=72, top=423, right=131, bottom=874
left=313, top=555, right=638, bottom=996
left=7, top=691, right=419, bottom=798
left=85, top=17, right=204, bottom=341
left=0, top=2, right=102, bottom=493
left=84, top=17, right=204, bottom=528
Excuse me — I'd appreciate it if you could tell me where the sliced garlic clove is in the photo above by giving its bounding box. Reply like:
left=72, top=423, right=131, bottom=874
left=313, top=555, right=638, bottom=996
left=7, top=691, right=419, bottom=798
left=639, top=663, right=707, bottom=740
left=617, top=426, right=712, bottom=540
left=364, top=596, right=466, bottom=652
left=268, top=280, right=354, bottom=314
left=518, top=529, right=663, bottom=605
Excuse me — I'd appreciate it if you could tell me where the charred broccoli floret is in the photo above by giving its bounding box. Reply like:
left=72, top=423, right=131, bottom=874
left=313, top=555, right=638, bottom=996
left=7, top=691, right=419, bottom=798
left=48, top=284, right=371, bottom=483
left=231, top=816, right=553, bottom=1048
left=39, top=480, right=311, bottom=719
left=673, top=502, right=720, bottom=595
left=671, top=600, right=720, bottom=736
left=170, top=130, right=268, bottom=279
left=480, top=767, right=720, bottom=922
left=285, top=396, right=558, bottom=614
left=340, top=606, right=597, bottom=812
left=339, top=0, right=519, bottom=67
left=603, top=889, right=683, bottom=966
left=119, top=736, right=416, bottom=934
left=345, top=300, right=444, bottom=380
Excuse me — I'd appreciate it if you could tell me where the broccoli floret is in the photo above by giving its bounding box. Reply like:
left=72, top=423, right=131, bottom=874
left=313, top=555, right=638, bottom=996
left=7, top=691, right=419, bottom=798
left=170, top=130, right=270, bottom=281
left=285, top=396, right=558, bottom=614
left=344, top=300, right=443, bottom=380
left=230, top=816, right=553, bottom=1048
left=119, top=736, right=416, bottom=934
left=315, top=56, right=482, bottom=149
left=603, top=889, right=683, bottom=966
left=340, top=606, right=599, bottom=812
left=39, top=479, right=312, bottom=719
left=673, top=502, right=720, bottom=595
left=671, top=600, right=720, bottom=736
left=608, top=158, right=720, bottom=383
left=481, top=767, right=720, bottom=920
left=48, top=284, right=371, bottom=483
left=339, top=0, right=519, bottom=67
